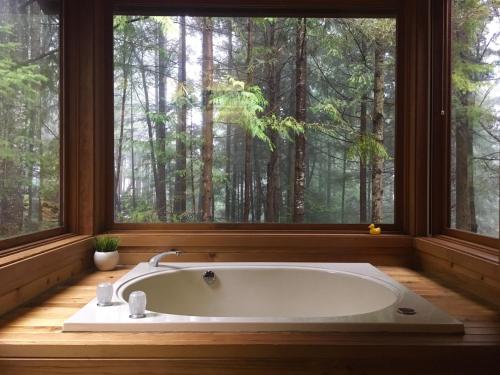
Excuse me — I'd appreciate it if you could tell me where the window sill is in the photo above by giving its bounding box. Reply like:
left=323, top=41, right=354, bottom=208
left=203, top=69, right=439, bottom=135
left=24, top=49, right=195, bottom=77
left=418, top=235, right=498, bottom=263
left=414, top=235, right=499, bottom=284
left=0, top=234, right=92, bottom=268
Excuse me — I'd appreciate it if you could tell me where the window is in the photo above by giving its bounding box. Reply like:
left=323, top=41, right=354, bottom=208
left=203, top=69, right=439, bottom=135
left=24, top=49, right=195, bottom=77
left=0, top=0, right=61, bottom=242
left=450, top=0, right=499, bottom=239
left=113, top=15, right=397, bottom=224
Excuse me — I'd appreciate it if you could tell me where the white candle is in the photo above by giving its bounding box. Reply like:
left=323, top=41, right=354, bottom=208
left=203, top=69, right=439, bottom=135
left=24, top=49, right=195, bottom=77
left=129, top=291, right=147, bottom=318
left=96, top=282, right=113, bottom=306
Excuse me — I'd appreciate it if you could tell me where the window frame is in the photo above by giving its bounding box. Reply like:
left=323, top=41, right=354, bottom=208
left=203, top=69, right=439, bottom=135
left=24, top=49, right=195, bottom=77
left=107, top=0, right=406, bottom=232
left=430, top=0, right=500, bottom=253
left=0, top=1, right=66, bottom=253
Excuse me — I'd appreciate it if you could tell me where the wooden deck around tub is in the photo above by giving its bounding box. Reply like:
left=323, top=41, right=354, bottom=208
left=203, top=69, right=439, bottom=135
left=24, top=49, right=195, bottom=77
left=0, top=266, right=499, bottom=374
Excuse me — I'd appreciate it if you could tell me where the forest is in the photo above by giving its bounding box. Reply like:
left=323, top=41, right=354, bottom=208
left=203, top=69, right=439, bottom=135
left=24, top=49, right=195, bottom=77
left=0, top=0, right=498, bottom=240
left=113, top=16, right=397, bottom=224
left=451, top=0, right=499, bottom=237
left=0, top=0, right=60, bottom=240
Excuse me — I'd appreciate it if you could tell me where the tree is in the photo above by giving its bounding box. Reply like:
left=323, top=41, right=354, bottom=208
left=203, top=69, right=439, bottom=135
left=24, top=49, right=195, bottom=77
left=201, top=17, right=214, bottom=222
left=371, top=38, right=385, bottom=224
left=265, top=19, right=281, bottom=223
left=174, top=15, right=187, bottom=219
left=451, top=0, right=500, bottom=233
left=293, top=17, right=307, bottom=223
left=243, top=18, right=254, bottom=222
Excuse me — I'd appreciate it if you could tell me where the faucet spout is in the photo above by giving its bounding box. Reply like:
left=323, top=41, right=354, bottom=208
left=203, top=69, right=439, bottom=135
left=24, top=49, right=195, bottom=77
left=148, top=249, right=181, bottom=267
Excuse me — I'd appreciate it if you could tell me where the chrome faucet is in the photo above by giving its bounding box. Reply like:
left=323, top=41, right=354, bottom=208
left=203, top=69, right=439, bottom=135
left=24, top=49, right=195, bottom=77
left=148, top=249, right=181, bottom=267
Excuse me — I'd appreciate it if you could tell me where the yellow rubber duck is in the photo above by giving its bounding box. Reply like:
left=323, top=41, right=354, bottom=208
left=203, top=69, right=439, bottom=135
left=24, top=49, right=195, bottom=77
left=368, top=224, right=381, bottom=235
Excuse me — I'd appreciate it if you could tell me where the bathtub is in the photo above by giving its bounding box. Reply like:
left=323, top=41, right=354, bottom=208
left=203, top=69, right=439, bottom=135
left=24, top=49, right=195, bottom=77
left=63, top=263, right=463, bottom=333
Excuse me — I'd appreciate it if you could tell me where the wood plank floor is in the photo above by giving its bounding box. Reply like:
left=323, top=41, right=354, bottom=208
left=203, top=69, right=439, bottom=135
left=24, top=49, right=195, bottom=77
left=1, top=266, right=500, bottom=374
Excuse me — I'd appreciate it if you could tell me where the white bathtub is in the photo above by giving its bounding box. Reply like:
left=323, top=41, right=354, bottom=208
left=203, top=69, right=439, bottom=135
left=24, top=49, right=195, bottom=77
left=63, top=263, right=463, bottom=333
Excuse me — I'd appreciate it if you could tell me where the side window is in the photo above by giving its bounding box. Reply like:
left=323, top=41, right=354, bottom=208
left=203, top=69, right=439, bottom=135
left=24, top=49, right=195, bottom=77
left=450, top=0, right=500, bottom=239
left=0, top=0, right=61, bottom=241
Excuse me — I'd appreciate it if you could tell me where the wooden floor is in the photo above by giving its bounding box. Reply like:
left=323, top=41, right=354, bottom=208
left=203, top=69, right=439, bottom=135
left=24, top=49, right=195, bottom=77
left=1, top=266, right=500, bottom=374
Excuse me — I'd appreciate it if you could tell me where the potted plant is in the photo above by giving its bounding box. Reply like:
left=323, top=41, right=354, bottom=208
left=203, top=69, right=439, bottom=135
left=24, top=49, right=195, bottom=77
left=93, top=236, right=120, bottom=271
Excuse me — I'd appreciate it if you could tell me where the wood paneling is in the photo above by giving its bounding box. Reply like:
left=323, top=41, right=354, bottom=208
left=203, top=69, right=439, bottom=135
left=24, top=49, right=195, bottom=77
left=0, top=236, right=93, bottom=316
left=0, top=267, right=499, bottom=374
left=114, top=0, right=399, bottom=16
left=399, top=0, right=431, bottom=237
left=110, top=231, right=414, bottom=265
left=64, top=0, right=108, bottom=235
left=415, top=236, right=500, bottom=307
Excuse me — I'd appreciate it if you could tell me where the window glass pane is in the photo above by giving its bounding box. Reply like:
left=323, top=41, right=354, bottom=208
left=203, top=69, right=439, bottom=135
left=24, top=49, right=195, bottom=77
left=0, top=0, right=60, bottom=239
left=451, top=0, right=500, bottom=238
left=113, top=16, right=396, bottom=223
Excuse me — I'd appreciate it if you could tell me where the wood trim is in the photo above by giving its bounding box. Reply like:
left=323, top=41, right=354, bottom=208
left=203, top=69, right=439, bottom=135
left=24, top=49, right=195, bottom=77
left=1, top=356, right=499, bottom=375
left=0, top=228, right=65, bottom=252
left=429, top=0, right=451, bottom=235
left=443, top=229, right=499, bottom=252
left=114, top=0, right=400, bottom=16
left=415, top=236, right=500, bottom=307
left=0, top=235, right=93, bottom=316
left=0, top=233, right=78, bottom=262
left=111, top=223, right=401, bottom=231
left=399, top=0, right=431, bottom=236
left=64, top=0, right=108, bottom=235
left=110, top=231, right=414, bottom=265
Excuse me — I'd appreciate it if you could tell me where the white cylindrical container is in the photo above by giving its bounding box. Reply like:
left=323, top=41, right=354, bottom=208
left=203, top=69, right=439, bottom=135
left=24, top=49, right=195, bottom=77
left=94, top=251, right=119, bottom=271
left=129, top=291, right=147, bottom=318
left=96, top=282, right=113, bottom=306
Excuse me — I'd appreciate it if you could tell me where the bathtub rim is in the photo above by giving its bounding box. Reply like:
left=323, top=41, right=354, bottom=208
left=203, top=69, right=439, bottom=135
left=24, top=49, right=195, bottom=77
left=63, top=262, right=465, bottom=333
left=115, top=263, right=404, bottom=320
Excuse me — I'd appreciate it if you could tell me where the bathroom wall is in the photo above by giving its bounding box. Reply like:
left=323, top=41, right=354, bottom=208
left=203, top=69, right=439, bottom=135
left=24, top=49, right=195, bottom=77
left=111, top=232, right=415, bottom=266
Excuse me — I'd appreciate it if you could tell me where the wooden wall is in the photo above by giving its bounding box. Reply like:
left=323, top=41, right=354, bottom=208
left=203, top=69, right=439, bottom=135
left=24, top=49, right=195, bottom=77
left=112, top=231, right=415, bottom=266
left=415, top=237, right=500, bottom=307
left=0, top=236, right=93, bottom=316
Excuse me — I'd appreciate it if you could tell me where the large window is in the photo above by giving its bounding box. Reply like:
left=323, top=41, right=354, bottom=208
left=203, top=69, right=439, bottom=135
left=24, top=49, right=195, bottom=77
left=113, top=15, right=396, bottom=224
left=0, top=0, right=61, bottom=241
left=450, top=0, right=500, bottom=239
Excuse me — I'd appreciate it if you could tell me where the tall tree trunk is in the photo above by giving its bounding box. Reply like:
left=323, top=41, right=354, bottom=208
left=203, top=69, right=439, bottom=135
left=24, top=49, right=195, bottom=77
left=189, top=110, right=196, bottom=216
left=265, top=20, right=281, bottom=223
left=254, top=139, right=263, bottom=222
left=231, top=127, right=240, bottom=221
left=156, top=28, right=168, bottom=222
left=114, top=61, right=129, bottom=215
left=130, top=79, right=136, bottom=210
left=225, top=19, right=234, bottom=222
left=243, top=18, right=254, bottom=222
left=138, top=54, right=159, bottom=216
left=371, top=41, right=385, bottom=224
left=293, top=17, right=307, bottom=223
left=326, top=141, right=332, bottom=220
left=359, top=96, right=368, bottom=222
left=456, top=92, right=478, bottom=232
left=201, top=17, right=214, bottom=222
left=341, top=147, right=347, bottom=223
left=174, top=16, right=187, bottom=219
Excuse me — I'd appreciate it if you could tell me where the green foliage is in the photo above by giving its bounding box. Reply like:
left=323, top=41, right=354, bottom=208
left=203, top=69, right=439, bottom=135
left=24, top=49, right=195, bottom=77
left=347, top=135, right=390, bottom=163
left=94, top=236, right=120, bottom=253
left=263, top=114, right=304, bottom=146
left=0, top=26, right=47, bottom=102
left=213, top=76, right=269, bottom=144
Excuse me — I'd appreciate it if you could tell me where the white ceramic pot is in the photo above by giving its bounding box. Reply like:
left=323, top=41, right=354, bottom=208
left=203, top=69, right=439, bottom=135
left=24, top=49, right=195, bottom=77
left=94, top=251, right=119, bottom=271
